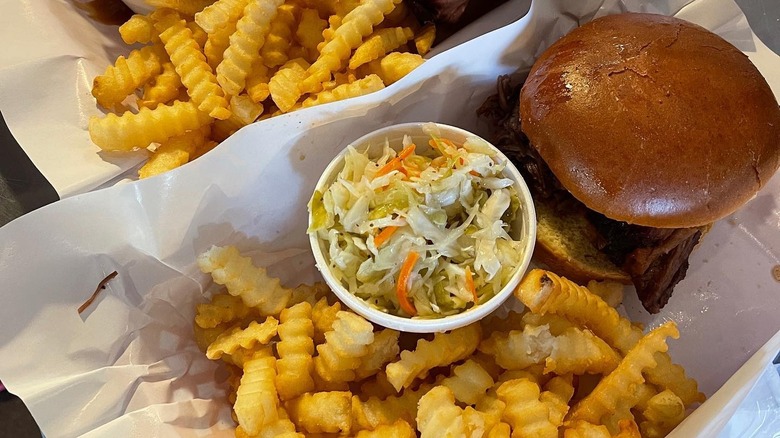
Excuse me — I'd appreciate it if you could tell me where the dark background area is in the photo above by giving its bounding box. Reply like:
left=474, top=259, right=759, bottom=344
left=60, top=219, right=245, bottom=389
left=0, top=1, right=778, bottom=436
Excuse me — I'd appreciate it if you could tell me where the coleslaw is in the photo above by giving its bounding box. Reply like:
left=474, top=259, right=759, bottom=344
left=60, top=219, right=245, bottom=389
left=308, top=123, right=525, bottom=318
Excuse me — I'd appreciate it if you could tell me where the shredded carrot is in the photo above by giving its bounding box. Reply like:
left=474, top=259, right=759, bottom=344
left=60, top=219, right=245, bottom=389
left=396, top=251, right=419, bottom=316
left=469, top=170, right=481, bottom=177
left=465, top=267, right=477, bottom=303
left=398, top=143, right=416, bottom=160
left=376, top=144, right=416, bottom=177
left=374, top=226, right=398, bottom=247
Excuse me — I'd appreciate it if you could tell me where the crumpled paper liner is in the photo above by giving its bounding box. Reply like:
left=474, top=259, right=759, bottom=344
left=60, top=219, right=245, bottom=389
left=0, top=0, right=778, bottom=436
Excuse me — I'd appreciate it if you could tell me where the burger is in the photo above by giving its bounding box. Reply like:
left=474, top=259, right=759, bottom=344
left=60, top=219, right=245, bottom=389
left=478, top=13, right=780, bottom=313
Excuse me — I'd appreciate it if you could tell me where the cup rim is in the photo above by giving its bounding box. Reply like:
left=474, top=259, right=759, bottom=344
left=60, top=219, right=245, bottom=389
left=308, top=122, right=537, bottom=333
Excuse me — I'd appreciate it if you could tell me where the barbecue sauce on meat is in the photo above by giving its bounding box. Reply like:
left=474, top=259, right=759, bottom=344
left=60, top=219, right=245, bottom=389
left=478, top=75, right=704, bottom=313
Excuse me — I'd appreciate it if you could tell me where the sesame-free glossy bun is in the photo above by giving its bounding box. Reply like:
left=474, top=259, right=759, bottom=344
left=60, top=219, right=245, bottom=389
left=519, top=13, right=780, bottom=228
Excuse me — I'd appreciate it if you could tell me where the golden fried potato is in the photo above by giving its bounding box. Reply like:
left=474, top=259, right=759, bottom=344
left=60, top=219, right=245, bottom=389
left=314, top=311, right=374, bottom=383
left=235, top=347, right=279, bottom=435
left=517, top=269, right=704, bottom=405
left=206, top=317, right=278, bottom=360
left=197, top=245, right=292, bottom=315
left=286, top=391, right=352, bottom=434
left=386, top=323, right=481, bottom=391
left=275, top=302, right=315, bottom=400
left=568, top=322, right=679, bottom=424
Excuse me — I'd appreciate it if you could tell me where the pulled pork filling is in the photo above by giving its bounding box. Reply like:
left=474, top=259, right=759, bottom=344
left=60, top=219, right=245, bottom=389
left=477, top=75, right=704, bottom=313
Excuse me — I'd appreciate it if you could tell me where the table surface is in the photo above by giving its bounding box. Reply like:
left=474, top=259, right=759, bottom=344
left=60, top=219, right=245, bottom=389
left=1, top=1, right=778, bottom=435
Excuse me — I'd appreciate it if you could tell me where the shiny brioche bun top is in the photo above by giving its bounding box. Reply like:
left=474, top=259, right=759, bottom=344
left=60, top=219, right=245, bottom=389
left=519, top=13, right=780, bottom=228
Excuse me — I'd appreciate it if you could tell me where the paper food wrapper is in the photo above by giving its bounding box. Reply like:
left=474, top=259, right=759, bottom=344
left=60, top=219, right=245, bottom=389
left=1, top=0, right=779, bottom=436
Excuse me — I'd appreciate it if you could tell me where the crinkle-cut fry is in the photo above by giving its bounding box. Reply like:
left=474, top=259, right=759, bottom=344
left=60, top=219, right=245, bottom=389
left=300, top=0, right=402, bottom=93
left=195, top=0, right=249, bottom=33
left=301, top=73, right=384, bottom=108
left=245, top=58, right=272, bottom=103
left=497, top=378, right=557, bottom=438
left=463, top=406, right=488, bottom=437
left=361, top=52, right=424, bottom=85
left=316, top=14, right=341, bottom=53
left=545, top=326, right=622, bottom=375
left=145, top=0, right=214, bottom=16
left=275, top=302, right=315, bottom=400
left=89, top=100, right=211, bottom=151
left=381, top=0, right=409, bottom=27
left=155, top=10, right=232, bottom=120
left=475, top=394, right=506, bottom=433
left=211, top=116, right=242, bottom=142
left=193, top=320, right=233, bottom=352
left=517, top=269, right=704, bottom=405
left=541, top=374, right=574, bottom=427
left=119, top=14, right=156, bottom=44
left=487, top=422, right=511, bottom=438
left=359, top=370, right=397, bottom=400
left=416, top=386, right=465, bottom=437
left=262, top=4, right=298, bottom=68
left=586, top=280, right=625, bottom=308
left=329, top=0, right=362, bottom=16
left=204, top=18, right=237, bottom=69
left=494, top=365, right=549, bottom=387
left=235, top=346, right=278, bottom=435
left=349, top=26, right=413, bottom=69
left=286, top=391, right=352, bottom=434
left=601, top=406, right=635, bottom=436
left=312, top=369, right=350, bottom=392
left=187, top=21, right=208, bottom=47
left=646, top=352, right=705, bottom=406
left=312, top=296, right=341, bottom=344
left=268, top=58, right=309, bottom=112
left=633, top=383, right=659, bottom=412
left=195, top=292, right=250, bottom=328
left=139, top=62, right=183, bottom=109
left=386, top=323, right=481, bottom=391
left=139, top=125, right=210, bottom=178
left=216, top=0, right=285, bottom=96
left=440, top=359, right=494, bottom=405
left=296, top=8, right=326, bottom=51
left=355, top=329, right=400, bottom=380
left=206, top=317, right=278, bottom=360
left=479, top=324, right=552, bottom=370
left=354, top=419, right=415, bottom=437
left=520, top=312, right=575, bottom=336
left=563, top=420, right=612, bottom=438
left=414, top=23, right=436, bottom=55
left=92, top=45, right=165, bottom=109
left=197, top=245, right=293, bottom=315
left=416, top=386, right=475, bottom=438
left=315, top=311, right=374, bottom=382
left=191, top=139, right=218, bottom=159
left=480, top=323, right=619, bottom=375
left=568, top=322, right=679, bottom=424
left=470, top=351, right=503, bottom=381
left=229, top=94, right=264, bottom=125
left=615, top=419, right=642, bottom=438
left=288, top=281, right=330, bottom=307
left=239, top=406, right=301, bottom=438
left=639, top=389, right=686, bottom=438
left=352, top=385, right=428, bottom=431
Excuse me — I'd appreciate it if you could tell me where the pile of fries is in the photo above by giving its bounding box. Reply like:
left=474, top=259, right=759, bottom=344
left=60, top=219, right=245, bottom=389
left=194, top=245, right=703, bottom=437
left=89, top=0, right=434, bottom=178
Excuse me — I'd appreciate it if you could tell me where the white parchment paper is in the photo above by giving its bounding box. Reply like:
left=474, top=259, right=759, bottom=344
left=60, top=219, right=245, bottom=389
left=0, top=0, right=779, bottom=436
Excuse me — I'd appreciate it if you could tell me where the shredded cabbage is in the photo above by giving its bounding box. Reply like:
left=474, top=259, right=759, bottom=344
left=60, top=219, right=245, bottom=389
left=309, top=123, right=524, bottom=318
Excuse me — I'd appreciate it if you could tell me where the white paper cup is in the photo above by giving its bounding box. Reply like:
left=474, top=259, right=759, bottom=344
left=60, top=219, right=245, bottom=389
left=309, top=122, right=536, bottom=333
